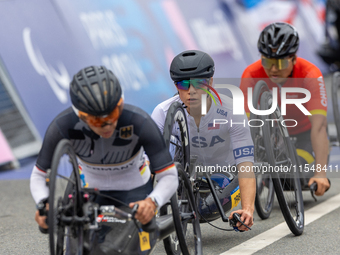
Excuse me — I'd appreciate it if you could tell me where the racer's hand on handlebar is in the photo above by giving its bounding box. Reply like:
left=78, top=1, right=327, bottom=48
left=229, top=209, right=253, bottom=232
left=308, top=175, right=330, bottom=196
left=35, top=202, right=49, bottom=230
left=129, top=198, right=156, bottom=225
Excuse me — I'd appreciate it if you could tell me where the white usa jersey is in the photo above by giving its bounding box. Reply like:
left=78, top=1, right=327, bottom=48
left=151, top=94, right=254, bottom=168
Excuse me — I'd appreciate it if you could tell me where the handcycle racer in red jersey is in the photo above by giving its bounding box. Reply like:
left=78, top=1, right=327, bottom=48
left=30, top=66, right=178, bottom=232
left=239, top=22, right=330, bottom=196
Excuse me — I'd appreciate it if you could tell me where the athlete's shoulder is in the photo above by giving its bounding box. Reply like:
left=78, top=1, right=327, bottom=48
left=293, top=57, right=323, bottom=78
left=152, top=95, right=182, bottom=116
left=242, top=60, right=267, bottom=78
left=43, top=107, right=80, bottom=141
left=51, top=107, right=79, bottom=129
left=122, top=104, right=149, bottom=118
left=156, top=95, right=181, bottom=110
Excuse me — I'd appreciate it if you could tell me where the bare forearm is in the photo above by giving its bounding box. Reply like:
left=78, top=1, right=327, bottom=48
left=237, top=162, right=256, bottom=212
left=310, top=121, right=329, bottom=176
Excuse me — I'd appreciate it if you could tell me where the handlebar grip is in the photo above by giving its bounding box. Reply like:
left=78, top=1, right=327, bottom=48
left=310, top=178, right=331, bottom=202
left=310, top=178, right=331, bottom=192
left=141, top=217, right=157, bottom=233
left=310, top=182, right=317, bottom=192
left=229, top=213, right=251, bottom=232
left=39, top=226, right=49, bottom=234
left=37, top=200, right=49, bottom=234
left=327, top=178, right=331, bottom=191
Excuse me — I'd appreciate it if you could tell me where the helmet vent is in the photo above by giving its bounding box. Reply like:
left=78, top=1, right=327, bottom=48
left=92, top=83, right=104, bottom=110
left=85, top=68, right=96, bottom=78
left=180, top=67, right=197, bottom=72
left=102, top=79, right=108, bottom=107
left=183, top=52, right=196, bottom=57
left=76, top=73, right=83, bottom=81
left=83, top=86, right=97, bottom=111
left=98, top=66, right=105, bottom=74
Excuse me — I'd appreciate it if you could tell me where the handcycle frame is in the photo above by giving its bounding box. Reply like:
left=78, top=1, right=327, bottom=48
left=164, top=80, right=306, bottom=240
left=161, top=102, right=252, bottom=255
left=45, top=139, right=183, bottom=255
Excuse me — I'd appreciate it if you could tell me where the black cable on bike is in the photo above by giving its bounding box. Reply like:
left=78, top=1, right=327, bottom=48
left=196, top=209, right=234, bottom=231
left=195, top=181, right=234, bottom=232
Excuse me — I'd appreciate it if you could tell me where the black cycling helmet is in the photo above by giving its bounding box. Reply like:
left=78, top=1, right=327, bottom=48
left=170, top=50, right=215, bottom=81
left=70, top=66, right=122, bottom=116
left=258, top=22, right=299, bottom=58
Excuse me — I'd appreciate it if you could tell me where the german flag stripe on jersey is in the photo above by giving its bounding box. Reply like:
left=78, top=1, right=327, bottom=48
left=154, top=163, right=175, bottom=174
left=139, top=161, right=147, bottom=175
left=139, top=161, right=146, bottom=172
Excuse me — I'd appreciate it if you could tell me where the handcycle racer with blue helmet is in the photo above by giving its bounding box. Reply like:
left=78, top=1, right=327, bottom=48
left=30, top=66, right=178, bottom=233
left=151, top=50, right=256, bottom=231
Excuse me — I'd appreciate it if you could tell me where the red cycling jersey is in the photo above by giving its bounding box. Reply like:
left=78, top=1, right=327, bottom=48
left=240, top=57, right=327, bottom=135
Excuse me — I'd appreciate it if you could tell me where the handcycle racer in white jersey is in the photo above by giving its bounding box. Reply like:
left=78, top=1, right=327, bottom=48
left=30, top=66, right=178, bottom=233
left=152, top=50, right=256, bottom=231
left=152, top=94, right=254, bottom=169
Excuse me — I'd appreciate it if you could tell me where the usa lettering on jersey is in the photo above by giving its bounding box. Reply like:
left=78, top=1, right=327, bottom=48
left=233, top=146, right=254, bottom=159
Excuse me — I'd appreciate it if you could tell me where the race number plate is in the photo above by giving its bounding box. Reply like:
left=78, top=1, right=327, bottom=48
left=139, top=231, right=151, bottom=251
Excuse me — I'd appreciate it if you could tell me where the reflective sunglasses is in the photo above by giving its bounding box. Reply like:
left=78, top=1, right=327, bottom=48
left=174, top=78, right=210, bottom=90
left=261, top=56, right=293, bottom=70
left=76, top=97, right=124, bottom=127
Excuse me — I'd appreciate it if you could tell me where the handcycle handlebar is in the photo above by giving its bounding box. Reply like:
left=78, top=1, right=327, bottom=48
left=37, top=199, right=158, bottom=234
left=309, top=178, right=331, bottom=201
left=229, top=213, right=251, bottom=232
left=37, top=199, right=49, bottom=234
left=102, top=204, right=158, bottom=233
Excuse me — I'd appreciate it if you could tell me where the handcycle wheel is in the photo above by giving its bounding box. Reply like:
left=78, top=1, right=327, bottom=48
left=254, top=170, right=275, bottom=220
left=332, top=72, right=340, bottom=143
left=160, top=102, right=202, bottom=255
left=251, top=80, right=274, bottom=220
left=250, top=80, right=270, bottom=141
left=166, top=162, right=202, bottom=255
left=48, top=139, right=84, bottom=255
left=260, top=91, right=304, bottom=236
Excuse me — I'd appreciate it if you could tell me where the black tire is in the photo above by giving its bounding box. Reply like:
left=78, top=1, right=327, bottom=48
left=48, top=139, right=84, bottom=255
left=161, top=102, right=202, bottom=255
left=254, top=172, right=275, bottom=220
left=250, top=80, right=270, bottom=142
left=332, top=72, right=340, bottom=143
left=165, top=163, right=202, bottom=255
left=251, top=80, right=274, bottom=220
left=162, top=102, right=190, bottom=171
left=260, top=91, right=304, bottom=236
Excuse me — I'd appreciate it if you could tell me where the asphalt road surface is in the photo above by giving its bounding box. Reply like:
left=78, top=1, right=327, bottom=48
left=1, top=74, right=340, bottom=254
left=0, top=148, right=339, bottom=255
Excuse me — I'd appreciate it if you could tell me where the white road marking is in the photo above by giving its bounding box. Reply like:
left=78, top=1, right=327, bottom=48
left=219, top=193, right=340, bottom=255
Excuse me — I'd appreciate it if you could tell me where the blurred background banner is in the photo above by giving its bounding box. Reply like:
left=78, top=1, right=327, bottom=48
left=0, top=0, right=329, bottom=160
left=0, top=129, right=16, bottom=166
